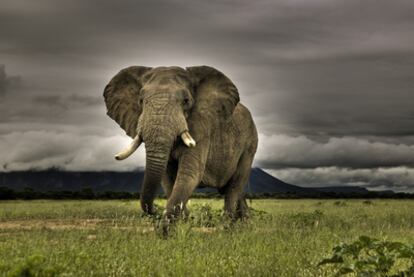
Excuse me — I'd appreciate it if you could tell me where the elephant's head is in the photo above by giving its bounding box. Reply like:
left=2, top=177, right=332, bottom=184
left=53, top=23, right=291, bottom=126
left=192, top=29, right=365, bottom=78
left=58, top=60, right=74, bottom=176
left=103, top=66, right=239, bottom=213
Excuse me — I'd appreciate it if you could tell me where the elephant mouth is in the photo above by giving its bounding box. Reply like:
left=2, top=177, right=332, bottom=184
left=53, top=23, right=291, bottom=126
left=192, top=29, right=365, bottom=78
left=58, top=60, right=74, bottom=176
left=114, top=130, right=196, bottom=161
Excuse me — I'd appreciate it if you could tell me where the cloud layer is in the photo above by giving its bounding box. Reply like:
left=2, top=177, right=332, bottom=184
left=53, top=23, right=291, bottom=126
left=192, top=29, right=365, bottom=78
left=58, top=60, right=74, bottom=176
left=256, top=134, right=414, bottom=169
left=267, top=167, right=414, bottom=193
left=0, top=130, right=145, bottom=172
left=1, top=0, right=414, bottom=191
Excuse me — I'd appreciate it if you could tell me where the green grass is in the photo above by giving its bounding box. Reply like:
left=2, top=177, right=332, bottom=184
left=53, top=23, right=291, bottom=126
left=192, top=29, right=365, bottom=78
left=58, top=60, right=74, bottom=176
left=0, top=199, right=413, bottom=276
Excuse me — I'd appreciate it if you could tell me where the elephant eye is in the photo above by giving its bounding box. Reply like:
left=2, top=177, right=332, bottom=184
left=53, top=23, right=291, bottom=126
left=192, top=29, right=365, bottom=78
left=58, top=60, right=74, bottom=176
left=139, top=99, right=143, bottom=105
left=183, top=98, right=189, bottom=105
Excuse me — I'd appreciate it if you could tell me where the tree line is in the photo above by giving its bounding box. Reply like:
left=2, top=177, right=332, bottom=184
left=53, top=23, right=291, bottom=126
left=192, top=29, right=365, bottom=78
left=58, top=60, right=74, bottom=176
left=0, top=186, right=413, bottom=200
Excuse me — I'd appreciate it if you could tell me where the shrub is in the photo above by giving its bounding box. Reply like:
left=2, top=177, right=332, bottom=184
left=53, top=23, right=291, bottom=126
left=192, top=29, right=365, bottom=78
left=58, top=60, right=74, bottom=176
left=1, top=254, right=61, bottom=277
left=318, top=236, right=414, bottom=276
left=189, top=203, right=222, bottom=227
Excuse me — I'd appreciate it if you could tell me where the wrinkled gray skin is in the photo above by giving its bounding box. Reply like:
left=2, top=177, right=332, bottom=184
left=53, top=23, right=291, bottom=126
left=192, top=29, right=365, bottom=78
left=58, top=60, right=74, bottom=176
left=104, top=66, right=258, bottom=227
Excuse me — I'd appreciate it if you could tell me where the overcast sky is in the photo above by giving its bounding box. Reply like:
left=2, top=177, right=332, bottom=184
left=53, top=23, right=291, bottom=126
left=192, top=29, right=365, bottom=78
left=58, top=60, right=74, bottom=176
left=1, top=0, right=414, bottom=192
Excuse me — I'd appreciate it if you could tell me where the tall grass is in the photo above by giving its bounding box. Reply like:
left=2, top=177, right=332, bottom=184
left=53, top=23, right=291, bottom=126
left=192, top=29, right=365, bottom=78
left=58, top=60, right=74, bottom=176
left=0, top=199, right=413, bottom=276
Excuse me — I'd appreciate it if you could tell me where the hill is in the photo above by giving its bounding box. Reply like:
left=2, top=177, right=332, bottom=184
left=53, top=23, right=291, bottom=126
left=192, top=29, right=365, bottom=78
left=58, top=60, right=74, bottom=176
left=0, top=168, right=397, bottom=197
left=0, top=168, right=316, bottom=194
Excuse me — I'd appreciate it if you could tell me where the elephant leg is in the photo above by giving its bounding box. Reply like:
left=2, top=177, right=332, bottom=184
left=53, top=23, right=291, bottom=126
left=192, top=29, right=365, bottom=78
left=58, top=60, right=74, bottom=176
left=162, top=161, right=192, bottom=220
left=224, top=152, right=254, bottom=221
left=164, top=142, right=208, bottom=224
left=161, top=161, right=178, bottom=198
left=236, top=197, right=249, bottom=220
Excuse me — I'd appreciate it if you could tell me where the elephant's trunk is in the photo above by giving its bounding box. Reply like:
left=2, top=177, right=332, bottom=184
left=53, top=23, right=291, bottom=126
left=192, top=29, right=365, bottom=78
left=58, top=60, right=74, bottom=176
left=140, top=129, right=174, bottom=215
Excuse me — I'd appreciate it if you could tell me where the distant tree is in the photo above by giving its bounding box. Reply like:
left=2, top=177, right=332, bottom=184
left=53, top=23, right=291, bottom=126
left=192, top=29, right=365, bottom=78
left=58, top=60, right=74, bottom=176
left=20, top=187, right=39, bottom=200
left=79, top=187, right=95, bottom=199
left=0, top=187, right=16, bottom=200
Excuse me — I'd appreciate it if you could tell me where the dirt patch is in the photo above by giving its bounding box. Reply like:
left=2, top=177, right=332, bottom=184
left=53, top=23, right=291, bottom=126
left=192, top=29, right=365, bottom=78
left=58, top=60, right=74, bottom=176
left=0, top=219, right=107, bottom=230
left=0, top=219, right=217, bottom=234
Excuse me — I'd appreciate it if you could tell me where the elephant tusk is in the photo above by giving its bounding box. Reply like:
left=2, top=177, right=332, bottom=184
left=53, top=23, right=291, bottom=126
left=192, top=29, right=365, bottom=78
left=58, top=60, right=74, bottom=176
left=181, top=131, right=196, bottom=148
left=115, top=134, right=142, bottom=160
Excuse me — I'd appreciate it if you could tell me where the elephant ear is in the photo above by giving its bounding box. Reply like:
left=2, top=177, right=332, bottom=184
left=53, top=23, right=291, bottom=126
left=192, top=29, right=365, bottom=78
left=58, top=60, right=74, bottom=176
left=186, top=66, right=240, bottom=119
left=103, top=66, right=152, bottom=138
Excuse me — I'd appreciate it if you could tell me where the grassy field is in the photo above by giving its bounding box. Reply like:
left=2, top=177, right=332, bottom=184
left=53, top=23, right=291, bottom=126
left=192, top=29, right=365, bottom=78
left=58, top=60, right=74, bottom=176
left=0, top=199, right=413, bottom=276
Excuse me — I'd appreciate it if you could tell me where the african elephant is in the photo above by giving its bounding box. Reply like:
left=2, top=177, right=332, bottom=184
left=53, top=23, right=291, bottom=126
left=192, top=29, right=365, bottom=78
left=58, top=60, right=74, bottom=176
left=103, top=66, right=258, bottom=224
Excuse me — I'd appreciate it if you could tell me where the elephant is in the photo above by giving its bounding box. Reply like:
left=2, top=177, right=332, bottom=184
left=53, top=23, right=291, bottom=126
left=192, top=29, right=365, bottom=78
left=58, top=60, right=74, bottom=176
left=103, top=65, right=258, bottom=225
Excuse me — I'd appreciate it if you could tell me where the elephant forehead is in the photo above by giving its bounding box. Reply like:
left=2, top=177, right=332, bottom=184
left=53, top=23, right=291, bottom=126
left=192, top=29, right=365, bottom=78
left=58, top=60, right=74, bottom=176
left=142, top=88, right=183, bottom=103
left=142, top=78, right=189, bottom=96
left=157, top=76, right=179, bottom=85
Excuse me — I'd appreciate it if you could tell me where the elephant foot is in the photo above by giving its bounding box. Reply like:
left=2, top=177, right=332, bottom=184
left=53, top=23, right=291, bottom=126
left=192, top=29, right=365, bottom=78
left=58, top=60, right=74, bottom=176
left=141, top=200, right=162, bottom=217
left=155, top=215, right=176, bottom=238
left=222, top=199, right=249, bottom=230
left=236, top=198, right=250, bottom=221
left=156, top=205, right=189, bottom=237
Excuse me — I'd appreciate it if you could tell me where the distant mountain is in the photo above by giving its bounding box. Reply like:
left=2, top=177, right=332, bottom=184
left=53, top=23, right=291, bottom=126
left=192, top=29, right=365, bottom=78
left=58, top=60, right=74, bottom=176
left=247, top=168, right=319, bottom=195
left=0, top=168, right=318, bottom=195
left=0, top=168, right=393, bottom=196
left=0, top=170, right=145, bottom=193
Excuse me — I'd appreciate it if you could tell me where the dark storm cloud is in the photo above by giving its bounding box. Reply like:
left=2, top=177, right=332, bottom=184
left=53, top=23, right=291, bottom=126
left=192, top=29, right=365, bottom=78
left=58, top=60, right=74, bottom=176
left=265, top=50, right=414, bottom=138
left=1, top=0, right=414, bottom=191
left=0, top=65, right=20, bottom=96
left=0, top=66, right=5, bottom=95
